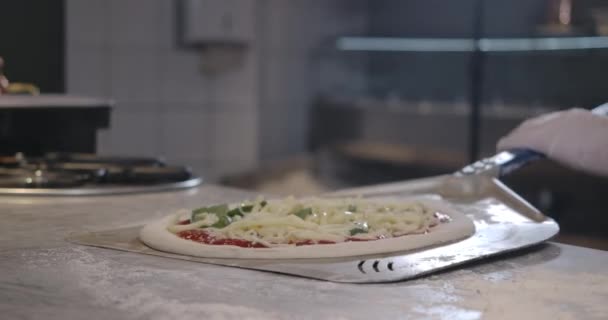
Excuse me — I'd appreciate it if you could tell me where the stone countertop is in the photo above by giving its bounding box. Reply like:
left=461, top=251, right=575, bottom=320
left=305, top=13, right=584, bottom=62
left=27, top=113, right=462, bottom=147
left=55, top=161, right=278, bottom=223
left=2, top=185, right=608, bottom=320
left=0, top=94, right=113, bottom=108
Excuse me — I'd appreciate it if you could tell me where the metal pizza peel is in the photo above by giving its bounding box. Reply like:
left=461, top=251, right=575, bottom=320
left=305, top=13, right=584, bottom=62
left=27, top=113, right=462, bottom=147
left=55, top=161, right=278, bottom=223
left=69, top=147, right=560, bottom=283
left=71, top=106, right=608, bottom=282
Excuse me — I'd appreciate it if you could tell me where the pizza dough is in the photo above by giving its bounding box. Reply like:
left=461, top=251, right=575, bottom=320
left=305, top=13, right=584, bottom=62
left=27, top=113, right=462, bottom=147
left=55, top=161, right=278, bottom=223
left=139, top=198, right=475, bottom=259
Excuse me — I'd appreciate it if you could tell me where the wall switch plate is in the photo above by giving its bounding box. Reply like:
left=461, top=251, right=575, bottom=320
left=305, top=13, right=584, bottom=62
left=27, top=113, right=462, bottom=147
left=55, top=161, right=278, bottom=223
left=179, top=0, right=254, bottom=48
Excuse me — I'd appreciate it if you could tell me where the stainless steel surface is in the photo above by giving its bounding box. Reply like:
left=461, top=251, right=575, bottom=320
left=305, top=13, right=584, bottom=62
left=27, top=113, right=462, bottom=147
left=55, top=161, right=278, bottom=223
left=457, top=150, right=520, bottom=176
left=592, top=102, right=608, bottom=116
left=0, top=176, right=203, bottom=196
left=457, top=149, right=545, bottom=178
left=69, top=175, right=558, bottom=283
left=1, top=184, right=606, bottom=319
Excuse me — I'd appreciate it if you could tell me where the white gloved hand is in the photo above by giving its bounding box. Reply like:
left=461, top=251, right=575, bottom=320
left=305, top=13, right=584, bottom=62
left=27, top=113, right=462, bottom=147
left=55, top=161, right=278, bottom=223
left=497, top=108, right=608, bottom=177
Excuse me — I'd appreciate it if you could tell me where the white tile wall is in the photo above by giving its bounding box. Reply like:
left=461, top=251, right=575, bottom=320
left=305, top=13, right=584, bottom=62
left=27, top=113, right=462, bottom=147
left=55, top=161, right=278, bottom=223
left=159, top=51, right=209, bottom=105
left=161, top=110, right=213, bottom=159
left=257, top=0, right=369, bottom=160
left=258, top=103, right=296, bottom=158
left=67, top=0, right=365, bottom=181
left=65, top=0, right=108, bottom=49
left=212, top=111, right=258, bottom=165
left=66, top=0, right=260, bottom=182
left=157, top=0, right=178, bottom=50
left=103, top=110, right=162, bottom=157
left=95, top=129, right=113, bottom=155
left=66, top=48, right=109, bottom=97
left=108, top=0, right=164, bottom=49
left=109, top=49, right=162, bottom=104
left=211, top=53, right=258, bottom=107
left=211, top=157, right=258, bottom=181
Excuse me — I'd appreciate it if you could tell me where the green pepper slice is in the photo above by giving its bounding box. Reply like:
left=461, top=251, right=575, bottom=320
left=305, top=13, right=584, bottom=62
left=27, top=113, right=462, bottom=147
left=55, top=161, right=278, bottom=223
left=293, top=207, right=313, bottom=220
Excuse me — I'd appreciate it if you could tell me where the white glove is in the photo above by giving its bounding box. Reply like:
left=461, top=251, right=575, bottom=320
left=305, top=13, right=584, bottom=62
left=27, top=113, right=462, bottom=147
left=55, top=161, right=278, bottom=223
left=497, top=108, right=608, bottom=177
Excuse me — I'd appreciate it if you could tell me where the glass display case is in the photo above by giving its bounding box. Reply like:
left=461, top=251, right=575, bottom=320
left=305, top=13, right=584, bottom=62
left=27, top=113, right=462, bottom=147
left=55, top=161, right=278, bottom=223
left=310, top=0, right=608, bottom=239
left=313, top=0, right=608, bottom=162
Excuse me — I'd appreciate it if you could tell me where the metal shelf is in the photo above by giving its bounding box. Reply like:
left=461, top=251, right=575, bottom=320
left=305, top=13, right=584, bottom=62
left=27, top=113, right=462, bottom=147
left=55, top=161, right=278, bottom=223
left=336, top=36, right=608, bottom=52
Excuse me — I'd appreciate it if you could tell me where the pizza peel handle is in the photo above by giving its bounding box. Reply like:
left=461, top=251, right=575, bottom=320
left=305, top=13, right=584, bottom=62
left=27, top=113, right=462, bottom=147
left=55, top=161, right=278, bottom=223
left=458, top=105, right=608, bottom=178
left=457, top=148, right=544, bottom=177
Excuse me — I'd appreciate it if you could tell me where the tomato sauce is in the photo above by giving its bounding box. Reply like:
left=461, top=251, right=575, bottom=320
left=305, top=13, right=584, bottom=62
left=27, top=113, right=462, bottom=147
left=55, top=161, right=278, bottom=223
left=176, top=215, right=447, bottom=248
left=176, top=229, right=380, bottom=248
left=178, top=229, right=267, bottom=248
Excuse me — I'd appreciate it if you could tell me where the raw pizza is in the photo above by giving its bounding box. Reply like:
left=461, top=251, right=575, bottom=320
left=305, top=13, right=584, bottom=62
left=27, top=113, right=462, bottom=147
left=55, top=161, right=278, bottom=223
left=139, top=196, right=475, bottom=259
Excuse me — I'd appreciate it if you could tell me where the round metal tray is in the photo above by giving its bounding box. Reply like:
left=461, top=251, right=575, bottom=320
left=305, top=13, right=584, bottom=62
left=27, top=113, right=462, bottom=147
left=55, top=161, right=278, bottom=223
left=0, top=177, right=203, bottom=196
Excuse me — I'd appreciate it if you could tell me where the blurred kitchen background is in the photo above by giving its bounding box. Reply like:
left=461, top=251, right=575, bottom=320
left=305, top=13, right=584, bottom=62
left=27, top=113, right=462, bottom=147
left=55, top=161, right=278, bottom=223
left=1, top=0, right=608, bottom=248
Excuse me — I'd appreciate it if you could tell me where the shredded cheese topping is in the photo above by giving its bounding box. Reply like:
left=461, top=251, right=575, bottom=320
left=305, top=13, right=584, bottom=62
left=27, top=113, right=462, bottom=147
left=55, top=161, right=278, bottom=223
left=168, top=197, right=444, bottom=247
